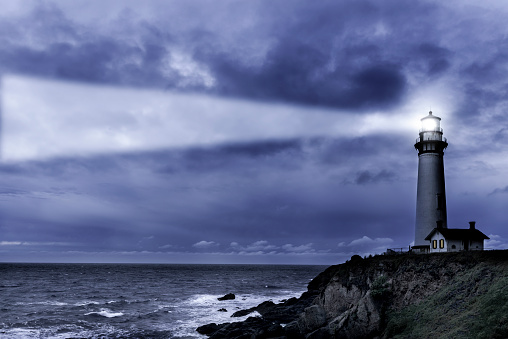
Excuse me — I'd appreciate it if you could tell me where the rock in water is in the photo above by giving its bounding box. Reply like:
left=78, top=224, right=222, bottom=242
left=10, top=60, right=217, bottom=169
left=218, top=293, right=235, bottom=301
left=196, top=323, right=220, bottom=335
left=231, top=308, right=253, bottom=317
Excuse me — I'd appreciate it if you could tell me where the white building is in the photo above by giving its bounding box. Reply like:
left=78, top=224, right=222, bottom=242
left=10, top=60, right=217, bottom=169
left=424, top=222, right=489, bottom=253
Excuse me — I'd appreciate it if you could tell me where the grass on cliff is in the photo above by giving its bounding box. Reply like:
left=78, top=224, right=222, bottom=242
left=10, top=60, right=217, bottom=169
left=384, top=260, right=508, bottom=339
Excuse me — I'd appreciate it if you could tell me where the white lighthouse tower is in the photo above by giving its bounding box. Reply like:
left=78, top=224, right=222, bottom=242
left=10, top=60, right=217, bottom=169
left=413, top=111, right=448, bottom=251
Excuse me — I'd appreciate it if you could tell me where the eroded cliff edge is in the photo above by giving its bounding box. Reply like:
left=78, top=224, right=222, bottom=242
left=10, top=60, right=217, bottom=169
left=197, top=250, right=508, bottom=338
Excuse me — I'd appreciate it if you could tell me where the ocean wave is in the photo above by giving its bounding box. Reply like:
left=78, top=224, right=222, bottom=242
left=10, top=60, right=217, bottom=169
left=84, top=308, right=124, bottom=318
left=74, top=301, right=101, bottom=306
left=123, top=298, right=153, bottom=304
left=0, top=323, right=126, bottom=339
left=14, top=301, right=68, bottom=306
left=187, top=294, right=223, bottom=306
left=0, top=328, right=40, bottom=339
left=75, top=298, right=153, bottom=308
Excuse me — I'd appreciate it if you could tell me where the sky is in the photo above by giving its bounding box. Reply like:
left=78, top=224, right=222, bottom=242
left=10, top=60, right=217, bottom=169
left=1, top=0, right=507, bottom=265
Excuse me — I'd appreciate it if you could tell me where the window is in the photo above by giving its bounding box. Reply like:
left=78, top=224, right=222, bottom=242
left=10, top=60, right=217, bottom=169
left=451, top=245, right=456, bottom=249
left=439, top=239, right=444, bottom=249
left=432, top=240, right=437, bottom=249
left=436, top=194, right=443, bottom=210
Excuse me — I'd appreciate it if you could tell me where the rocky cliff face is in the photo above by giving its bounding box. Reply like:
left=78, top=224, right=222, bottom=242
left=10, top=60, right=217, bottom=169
left=197, top=250, right=508, bottom=338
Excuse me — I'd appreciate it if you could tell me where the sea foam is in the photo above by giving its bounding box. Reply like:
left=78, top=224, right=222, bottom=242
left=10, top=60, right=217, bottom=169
left=84, top=308, right=124, bottom=318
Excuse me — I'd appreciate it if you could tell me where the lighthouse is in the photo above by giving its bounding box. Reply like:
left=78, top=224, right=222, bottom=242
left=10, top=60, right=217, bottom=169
left=413, top=111, right=448, bottom=250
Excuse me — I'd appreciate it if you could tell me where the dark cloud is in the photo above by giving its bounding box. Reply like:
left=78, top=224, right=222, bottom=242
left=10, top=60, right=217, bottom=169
left=489, top=186, right=508, bottom=196
left=219, top=140, right=301, bottom=157
left=415, top=43, right=452, bottom=76
left=352, top=170, right=397, bottom=185
left=493, top=128, right=508, bottom=143
left=196, top=38, right=406, bottom=109
left=0, top=4, right=174, bottom=88
left=189, top=0, right=416, bottom=110
left=461, top=53, right=508, bottom=83
left=0, top=0, right=453, bottom=111
left=450, top=36, right=508, bottom=129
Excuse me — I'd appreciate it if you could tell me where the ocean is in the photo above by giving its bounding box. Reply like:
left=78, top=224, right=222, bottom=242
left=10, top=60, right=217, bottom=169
left=0, top=263, right=326, bottom=338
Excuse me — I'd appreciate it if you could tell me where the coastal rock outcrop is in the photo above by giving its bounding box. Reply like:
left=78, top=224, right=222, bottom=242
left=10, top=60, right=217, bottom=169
left=218, top=293, right=236, bottom=301
left=198, top=250, right=508, bottom=338
left=196, top=323, right=220, bottom=335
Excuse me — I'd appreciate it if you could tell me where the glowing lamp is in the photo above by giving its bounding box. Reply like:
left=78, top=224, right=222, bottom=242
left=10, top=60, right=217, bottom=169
left=420, top=111, right=440, bottom=132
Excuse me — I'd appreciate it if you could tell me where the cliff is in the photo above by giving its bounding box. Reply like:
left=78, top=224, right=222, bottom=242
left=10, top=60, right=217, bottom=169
left=197, top=250, right=508, bottom=338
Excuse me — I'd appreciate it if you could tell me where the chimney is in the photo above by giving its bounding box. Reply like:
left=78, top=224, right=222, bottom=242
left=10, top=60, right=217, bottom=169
left=469, top=221, right=476, bottom=230
left=436, top=220, right=443, bottom=229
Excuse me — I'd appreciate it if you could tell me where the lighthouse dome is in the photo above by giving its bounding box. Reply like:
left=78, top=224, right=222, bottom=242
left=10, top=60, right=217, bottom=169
left=420, top=111, right=442, bottom=132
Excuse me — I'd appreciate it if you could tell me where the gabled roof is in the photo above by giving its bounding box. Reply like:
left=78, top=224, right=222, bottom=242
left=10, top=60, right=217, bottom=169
left=424, top=228, right=490, bottom=241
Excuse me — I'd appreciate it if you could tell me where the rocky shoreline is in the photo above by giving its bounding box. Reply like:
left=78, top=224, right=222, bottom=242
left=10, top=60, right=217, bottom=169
left=197, top=292, right=318, bottom=338
left=197, top=250, right=508, bottom=338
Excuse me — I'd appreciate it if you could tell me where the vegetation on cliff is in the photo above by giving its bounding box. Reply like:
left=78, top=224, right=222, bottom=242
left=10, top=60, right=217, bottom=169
left=385, top=252, right=508, bottom=338
left=198, top=250, right=508, bottom=338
